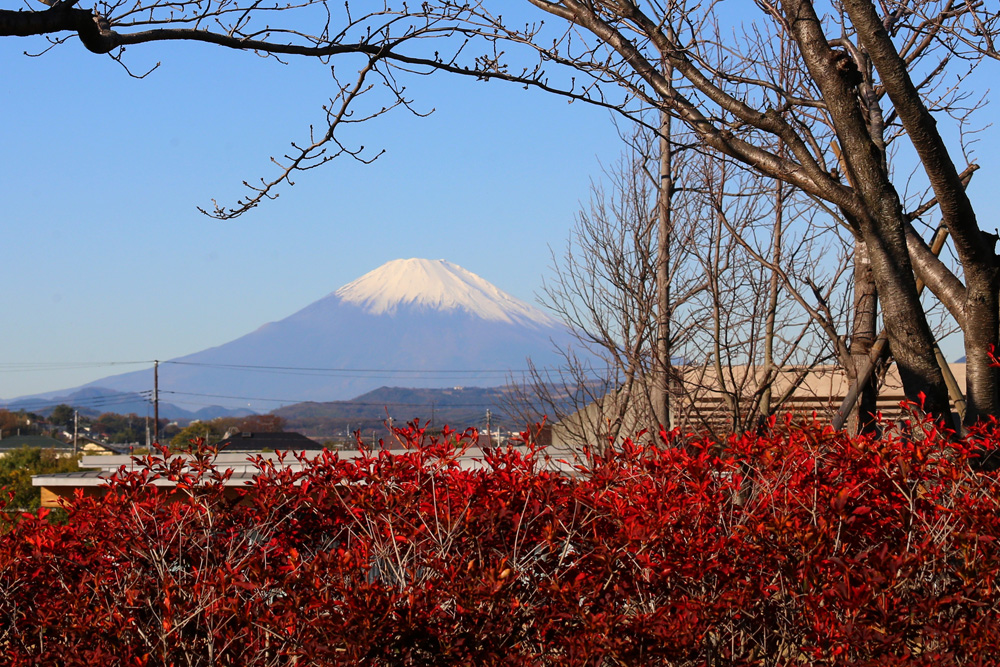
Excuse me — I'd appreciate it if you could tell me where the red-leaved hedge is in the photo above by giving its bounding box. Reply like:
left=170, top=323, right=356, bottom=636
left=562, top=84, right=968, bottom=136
left=2, top=418, right=1000, bottom=665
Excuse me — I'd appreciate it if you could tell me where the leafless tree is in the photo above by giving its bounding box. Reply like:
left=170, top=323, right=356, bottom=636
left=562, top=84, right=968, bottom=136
left=519, top=31, right=860, bottom=445
left=7, top=0, right=998, bottom=423
left=508, top=0, right=994, bottom=426
left=515, top=125, right=703, bottom=448
left=677, top=149, right=853, bottom=440
left=513, top=120, right=855, bottom=447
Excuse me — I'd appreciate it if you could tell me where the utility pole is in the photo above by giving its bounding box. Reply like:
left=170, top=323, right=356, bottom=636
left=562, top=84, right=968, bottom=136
left=73, top=410, right=79, bottom=457
left=486, top=409, right=492, bottom=447
left=153, top=360, right=159, bottom=444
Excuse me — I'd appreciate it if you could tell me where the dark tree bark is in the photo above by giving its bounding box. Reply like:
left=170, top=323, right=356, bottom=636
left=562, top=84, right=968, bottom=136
left=850, top=240, right=880, bottom=435
left=780, top=0, right=950, bottom=421
left=654, top=94, right=674, bottom=431
left=842, top=0, right=1000, bottom=423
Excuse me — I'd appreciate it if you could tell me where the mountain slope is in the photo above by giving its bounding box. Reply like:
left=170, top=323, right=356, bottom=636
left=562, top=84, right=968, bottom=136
left=31, top=259, right=579, bottom=411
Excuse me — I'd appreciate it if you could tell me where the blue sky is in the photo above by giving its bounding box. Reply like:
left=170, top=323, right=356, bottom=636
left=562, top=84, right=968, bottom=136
left=2, top=17, right=997, bottom=401
left=1, top=33, right=624, bottom=398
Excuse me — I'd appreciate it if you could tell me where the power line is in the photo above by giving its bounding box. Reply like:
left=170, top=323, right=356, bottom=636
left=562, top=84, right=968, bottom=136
left=1, top=359, right=614, bottom=378
left=162, top=361, right=590, bottom=376
left=159, top=390, right=313, bottom=404
left=165, top=361, right=519, bottom=373
left=0, top=361, right=153, bottom=374
left=1, top=359, right=612, bottom=414
left=160, top=390, right=502, bottom=408
left=1, top=392, right=153, bottom=413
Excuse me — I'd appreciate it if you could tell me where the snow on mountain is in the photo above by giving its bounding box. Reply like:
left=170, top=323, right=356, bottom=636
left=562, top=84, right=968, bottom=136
left=334, top=258, right=559, bottom=328
left=13, top=259, right=582, bottom=411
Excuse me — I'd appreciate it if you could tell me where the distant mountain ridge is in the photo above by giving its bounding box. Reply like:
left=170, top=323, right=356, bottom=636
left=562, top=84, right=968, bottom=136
left=274, top=385, right=522, bottom=437
left=7, top=259, right=581, bottom=412
left=0, top=387, right=251, bottom=421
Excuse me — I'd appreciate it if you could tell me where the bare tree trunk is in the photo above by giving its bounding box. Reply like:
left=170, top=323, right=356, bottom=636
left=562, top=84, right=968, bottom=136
left=859, top=219, right=950, bottom=420
left=757, top=39, right=786, bottom=424
left=781, top=0, right=951, bottom=422
left=757, top=175, right=781, bottom=421
left=654, top=67, right=674, bottom=431
left=708, top=159, right=740, bottom=432
left=964, top=268, right=1000, bottom=424
left=836, top=226, right=970, bottom=431
left=849, top=239, right=879, bottom=435
left=840, top=0, right=999, bottom=424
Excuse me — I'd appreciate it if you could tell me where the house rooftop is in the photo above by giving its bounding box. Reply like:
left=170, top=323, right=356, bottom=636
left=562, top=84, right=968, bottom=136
left=215, top=431, right=325, bottom=452
left=0, top=434, right=72, bottom=451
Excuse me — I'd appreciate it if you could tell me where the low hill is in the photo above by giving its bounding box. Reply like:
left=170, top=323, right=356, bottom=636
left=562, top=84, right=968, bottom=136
left=1, top=387, right=252, bottom=422
left=273, top=385, right=544, bottom=441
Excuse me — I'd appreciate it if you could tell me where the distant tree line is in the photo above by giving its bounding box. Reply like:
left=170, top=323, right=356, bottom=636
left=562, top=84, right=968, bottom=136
left=42, top=405, right=179, bottom=446
left=0, top=409, right=43, bottom=439
left=0, top=448, right=80, bottom=514
left=170, top=415, right=287, bottom=449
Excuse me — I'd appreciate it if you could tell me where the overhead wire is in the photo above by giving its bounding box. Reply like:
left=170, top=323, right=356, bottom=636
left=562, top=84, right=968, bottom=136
left=0, top=361, right=153, bottom=373
left=164, top=361, right=534, bottom=373
left=160, top=360, right=547, bottom=380
left=160, top=390, right=502, bottom=408
left=2, top=359, right=612, bottom=378
left=1, top=359, right=609, bottom=413
left=1, top=392, right=153, bottom=413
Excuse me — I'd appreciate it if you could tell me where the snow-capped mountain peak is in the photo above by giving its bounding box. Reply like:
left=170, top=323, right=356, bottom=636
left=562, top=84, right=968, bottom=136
left=20, top=257, right=585, bottom=410
left=334, top=258, right=558, bottom=328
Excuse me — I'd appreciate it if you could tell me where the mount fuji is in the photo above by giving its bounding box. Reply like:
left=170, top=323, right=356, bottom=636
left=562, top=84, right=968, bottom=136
left=24, top=259, right=580, bottom=412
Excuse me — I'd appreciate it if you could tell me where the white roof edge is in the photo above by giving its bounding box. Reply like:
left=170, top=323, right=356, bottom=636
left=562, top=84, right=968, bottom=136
left=37, top=447, right=577, bottom=488
left=33, top=473, right=262, bottom=488
left=80, top=451, right=329, bottom=466
left=81, top=446, right=540, bottom=467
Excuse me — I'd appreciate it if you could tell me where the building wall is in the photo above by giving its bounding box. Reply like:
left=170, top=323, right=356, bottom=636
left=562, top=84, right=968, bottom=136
left=551, top=364, right=967, bottom=451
